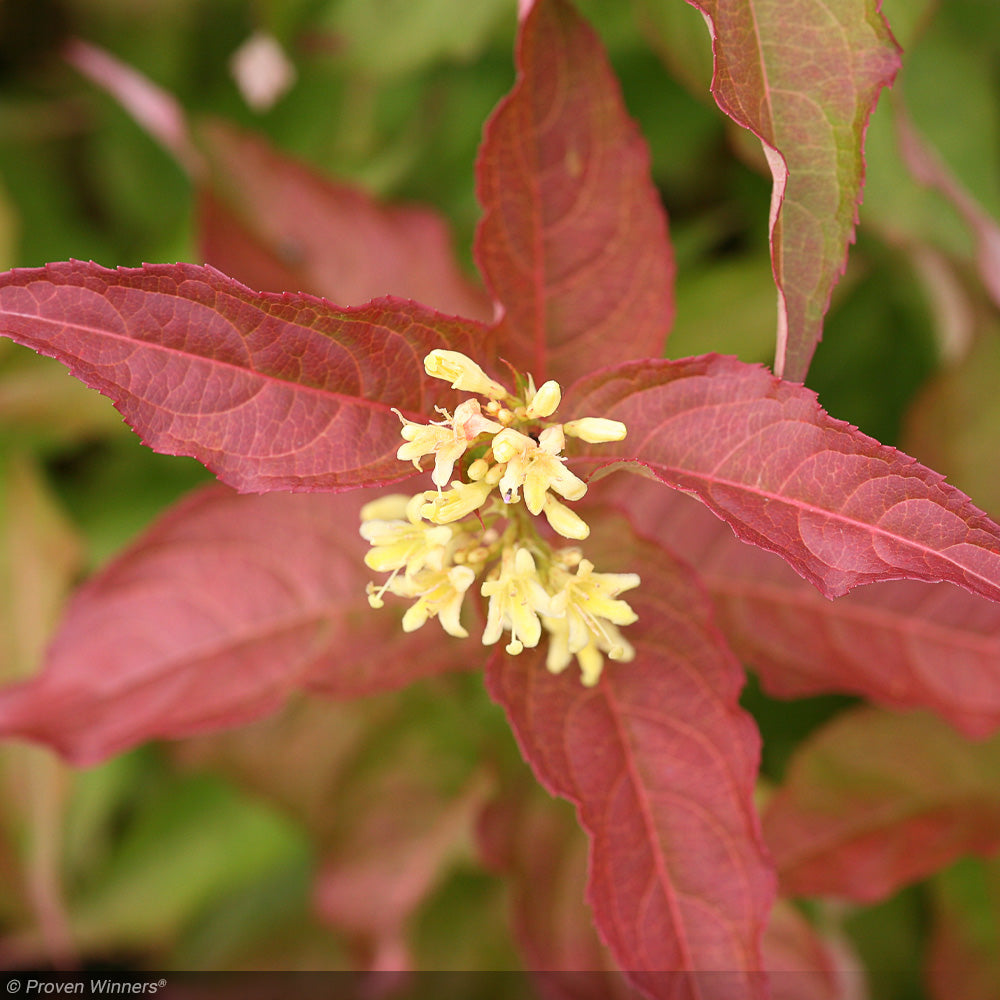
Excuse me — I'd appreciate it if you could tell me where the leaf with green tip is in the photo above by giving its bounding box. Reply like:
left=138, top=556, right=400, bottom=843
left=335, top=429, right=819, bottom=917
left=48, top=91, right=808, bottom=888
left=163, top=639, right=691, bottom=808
left=677, top=0, right=901, bottom=379
left=927, top=857, right=1000, bottom=1000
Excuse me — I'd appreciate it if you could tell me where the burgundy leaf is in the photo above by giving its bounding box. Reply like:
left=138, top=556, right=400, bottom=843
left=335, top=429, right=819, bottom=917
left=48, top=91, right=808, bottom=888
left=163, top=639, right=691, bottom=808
left=487, top=517, right=774, bottom=997
left=0, top=261, right=491, bottom=492
left=197, top=120, right=493, bottom=319
left=0, top=485, right=478, bottom=765
left=763, top=706, right=1000, bottom=902
left=599, top=477, right=1000, bottom=739
left=475, top=0, right=674, bottom=386
left=567, top=355, right=1000, bottom=603
left=682, top=0, right=900, bottom=379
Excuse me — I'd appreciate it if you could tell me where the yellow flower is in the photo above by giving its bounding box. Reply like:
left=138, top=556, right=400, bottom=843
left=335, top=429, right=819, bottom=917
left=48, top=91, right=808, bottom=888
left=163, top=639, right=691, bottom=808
left=359, top=509, right=452, bottom=575
left=524, top=378, right=561, bottom=419
left=481, top=547, right=552, bottom=654
left=421, top=480, right=493, bottom=523
left=396, top=399, right=503, bottom=488
left=543, top=559, right=640, bottom=684
left=363, top=349, right=640, bottom=686
left=424, top=349, right=509, bottom=399
left=384, top=565, right=477, bottom=638
left=494, top=425, right=586, bottom=513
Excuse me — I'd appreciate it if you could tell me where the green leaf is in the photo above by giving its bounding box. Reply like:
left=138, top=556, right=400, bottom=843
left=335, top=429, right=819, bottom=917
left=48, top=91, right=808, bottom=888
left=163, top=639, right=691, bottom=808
left=672, top=0, right=901, bottom=379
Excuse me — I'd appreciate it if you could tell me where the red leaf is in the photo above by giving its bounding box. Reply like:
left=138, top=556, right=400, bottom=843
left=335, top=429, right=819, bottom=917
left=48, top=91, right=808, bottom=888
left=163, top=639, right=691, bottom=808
left=196, top=121, right=493, bottom=320
left=475, top=0, right=674, bottom=386
left=683, top=0, right=900, bottom=379
left=568, top=355, right=1000, bottom=603
left=763, top=706, right=1000, bottom=902
left=0, top=261, right=491, bottom=492
left=486, top=518, right=774, bottom=995
left=0, top=486, right=477, bottom=764
left=602, top=477, right=1000, bottom=739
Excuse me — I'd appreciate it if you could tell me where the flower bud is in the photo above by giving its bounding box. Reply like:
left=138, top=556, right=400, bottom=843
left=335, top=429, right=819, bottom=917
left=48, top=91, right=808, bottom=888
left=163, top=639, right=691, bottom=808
left=524, top=379, right=562, bottom=419
left=466, top=458, right=491, bottom=481
left=542, top=494, right=590, bottom=540
left=359, top=495, right=410, bottom=522
left=563, top=417, right=627, bottom=443
left=424, top=350, right=508, bottom=399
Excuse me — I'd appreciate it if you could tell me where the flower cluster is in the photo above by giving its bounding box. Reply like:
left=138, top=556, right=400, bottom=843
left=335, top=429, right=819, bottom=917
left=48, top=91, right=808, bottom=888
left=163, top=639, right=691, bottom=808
left=360, top=350, right=639, bottom=685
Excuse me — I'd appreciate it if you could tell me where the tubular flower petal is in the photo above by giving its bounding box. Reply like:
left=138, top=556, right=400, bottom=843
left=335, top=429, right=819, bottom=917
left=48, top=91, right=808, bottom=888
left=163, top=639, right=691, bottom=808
left=526, top=455, right=586, bottom=514
left=537, top=424, right=565, bottom=454
left=562, top=417, right=627, bottom=443
left=481, top=547, right=551, bottom=655
left=543, top=559, right=640, bottom=684
left=396, top=400, right=502, bottom=488
left=541, top=494, right=590, bottom=540
left=359, top=518, right=452, bottom=575
left=452, top=398, right=505, bottom=439
left=424, top=349, right=509, bottom=399
left=497, top=451, right=528, bottom=505
left=421, top=480, right=493, bottom=523
left=359, top=494, right=411, bottom=522
left=388, top=565, right=476, bottom=637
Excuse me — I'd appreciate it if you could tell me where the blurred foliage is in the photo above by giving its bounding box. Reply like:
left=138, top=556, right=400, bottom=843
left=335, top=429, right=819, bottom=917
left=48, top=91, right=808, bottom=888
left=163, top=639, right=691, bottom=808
left=0, top=0, right=998, bottom=992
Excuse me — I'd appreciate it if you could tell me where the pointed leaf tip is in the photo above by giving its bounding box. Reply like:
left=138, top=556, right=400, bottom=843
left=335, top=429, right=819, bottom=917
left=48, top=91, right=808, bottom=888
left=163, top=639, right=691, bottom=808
left=681, top=0, right=901, bottom=379
left=0, top=260, right=492, bottom=493
left=568, top=355, right=1000, bottom=605
left=0, top=486, right=478, bottom=764
left=475, top=0, right=674, bottom=387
